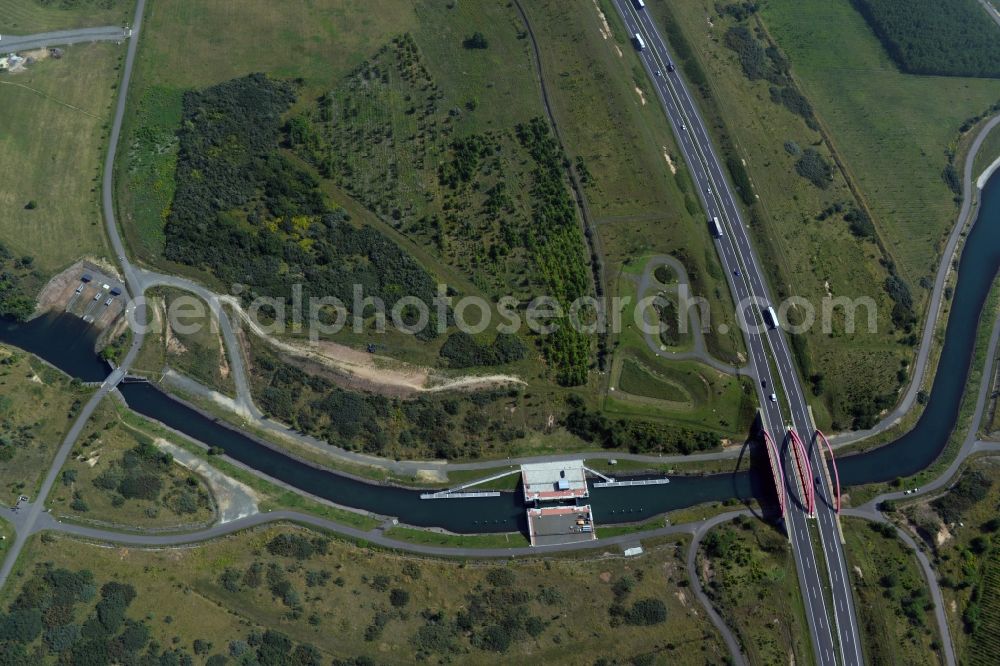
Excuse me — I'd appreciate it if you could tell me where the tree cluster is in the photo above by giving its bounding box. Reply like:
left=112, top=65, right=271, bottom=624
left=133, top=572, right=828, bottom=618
left=850, top=0, right=1000, bottom=78
left=163, top=73, right=439, bottom=332
left=932, top=470, right=992, bottom=524
left=252, top=345, right=521, bottom=459
left=794, top=149, right=833, bottom=189
left=0, top=243, right=37, bottom=322
left=438, top=331, right=527, bottom=368
left=563, top=395, right=720, bottom=454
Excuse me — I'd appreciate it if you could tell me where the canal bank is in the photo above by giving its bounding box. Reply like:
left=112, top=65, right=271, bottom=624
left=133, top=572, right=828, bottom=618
left=2, top=171, right=999, bottom=533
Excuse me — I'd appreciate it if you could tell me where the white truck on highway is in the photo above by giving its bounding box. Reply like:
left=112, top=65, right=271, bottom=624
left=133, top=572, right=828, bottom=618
left=633, top=32, right=646, bottom=50
left=763, top=305, right=779, bottom=329
left=634, top=0, right=646, bottom=8
left=710, top=216, right=723, bottom=238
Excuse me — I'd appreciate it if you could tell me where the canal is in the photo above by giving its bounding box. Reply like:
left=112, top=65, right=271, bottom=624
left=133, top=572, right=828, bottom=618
left=2, top=172, right=999, bottom=532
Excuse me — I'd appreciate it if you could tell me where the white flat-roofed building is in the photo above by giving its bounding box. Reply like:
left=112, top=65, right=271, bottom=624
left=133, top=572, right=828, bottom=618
left=521, top=460, right=589, bottom=503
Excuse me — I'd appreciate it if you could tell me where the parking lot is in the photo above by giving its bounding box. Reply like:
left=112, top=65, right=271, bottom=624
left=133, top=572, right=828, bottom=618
left=53, top=263, right=126, bottom=326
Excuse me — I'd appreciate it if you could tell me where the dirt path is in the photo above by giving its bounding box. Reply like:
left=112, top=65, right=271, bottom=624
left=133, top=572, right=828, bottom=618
left=220, top=296, right=525, bottom=395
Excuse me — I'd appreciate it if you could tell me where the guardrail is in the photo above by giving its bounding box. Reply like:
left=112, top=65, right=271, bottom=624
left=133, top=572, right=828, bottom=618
left=762, top=430, right=786, bottom=518
left=593, top=477, right=670, bottom=488
left=788, top=428, right=814, bottom=515
left=815, top=430, right=841, bottom=513
left=419, top=491, right=501, bottom=500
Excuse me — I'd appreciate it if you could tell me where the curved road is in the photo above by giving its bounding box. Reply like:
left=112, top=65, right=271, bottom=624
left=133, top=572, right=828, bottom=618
left=0, top=0, right=149, bottom=589
left=0, top=7, right=997, bottom=662
left=634, top=254, right=755, bottom=376
left=831, top=114, right=1000, bottom=447
left=687, top=511, right=752, bottom=666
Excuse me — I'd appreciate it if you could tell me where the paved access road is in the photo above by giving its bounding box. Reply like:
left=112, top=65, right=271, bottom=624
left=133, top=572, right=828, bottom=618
left=0, top=26, right=128, bottom=52
left=0, top=0, right=148, bottom=590
left=610, top=2, right=861, bottom=663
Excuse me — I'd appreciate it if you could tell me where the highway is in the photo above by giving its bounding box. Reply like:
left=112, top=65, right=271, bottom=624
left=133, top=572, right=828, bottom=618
left=610, top=1, right=862, bottom=663
left=0, top=26, right=129, bottom=52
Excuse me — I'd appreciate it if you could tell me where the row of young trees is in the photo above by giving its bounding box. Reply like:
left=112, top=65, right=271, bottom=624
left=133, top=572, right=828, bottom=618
left=851, top=0, right=1000, bottom=78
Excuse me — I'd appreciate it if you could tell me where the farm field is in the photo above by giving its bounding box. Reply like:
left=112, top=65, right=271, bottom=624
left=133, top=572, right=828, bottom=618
left=697, top=516, right=813, bottom=664
left=0, top=344, right=91, bottom=505
left=651, top=0, right=997, bottom=431
left=892, top=457, right=1000, bottom=662
left=0, top=526, right=728, bottom=664
left=0, top=42, right=122, bottom=279
left=761, top=0, right=1000, bottom=283
left=848, top=0, right=1000, bottom=78
left=842, top=517, right=944, bottom=664
left=0, top=0, right=132, bottom=33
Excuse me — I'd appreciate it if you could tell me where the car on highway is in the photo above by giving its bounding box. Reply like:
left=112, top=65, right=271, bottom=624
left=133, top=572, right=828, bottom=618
left=706, top=186, right=712, bottom=195
left=655, top=69, right=661, bottom=77
left=769, top=393, right=777, bottom=402
left=761, top=379, right=767, bottom=388
left=733, top=268, right=741, bottom=276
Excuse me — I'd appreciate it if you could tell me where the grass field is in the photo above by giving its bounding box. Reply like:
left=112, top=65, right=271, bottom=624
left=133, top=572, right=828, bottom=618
left=0, top=0, right=132, bottom=33
left=1, top=527, right=727, bottom=664
left=0, top=344, right=91, bottom=505
left=48, top=400, right=215, bottom=529
left=157, top=288, right=233, bottom=395
left=698, top=516, right=813, bottom=664
left=116, top=0, right=420, bottom=265
left=654, top=0, right=989, bottom=430
left=842, top=517, right=944, bottom=664
left=893, top=457, right=1000, bottom=662
left=761, top=0, right=1000, bottom=283
left=524, top=0, right=744, bottom=364
left=0, top=43, right=122, bottom=279
left=0, top=517, right=11, bottom=563
left=603, top=344, right=756, bottom=441
left=618, top=357, right=689, bottom=402
left=974, top=121, right=1000, bottom=183
left=383, top=526, right=530, bottom=550
left=607, top=353, right=756, bottom=438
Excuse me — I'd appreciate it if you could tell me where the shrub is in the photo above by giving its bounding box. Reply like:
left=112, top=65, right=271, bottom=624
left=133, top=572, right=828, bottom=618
left=389, top=588, right=411, bottom=608
left=795, top=149, right=833, bottom=189
left=462, top=32, right=489, bottom=49
left=844, top=206, right=875, bottom=239
left=624, top=598, right=667, bottom=626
